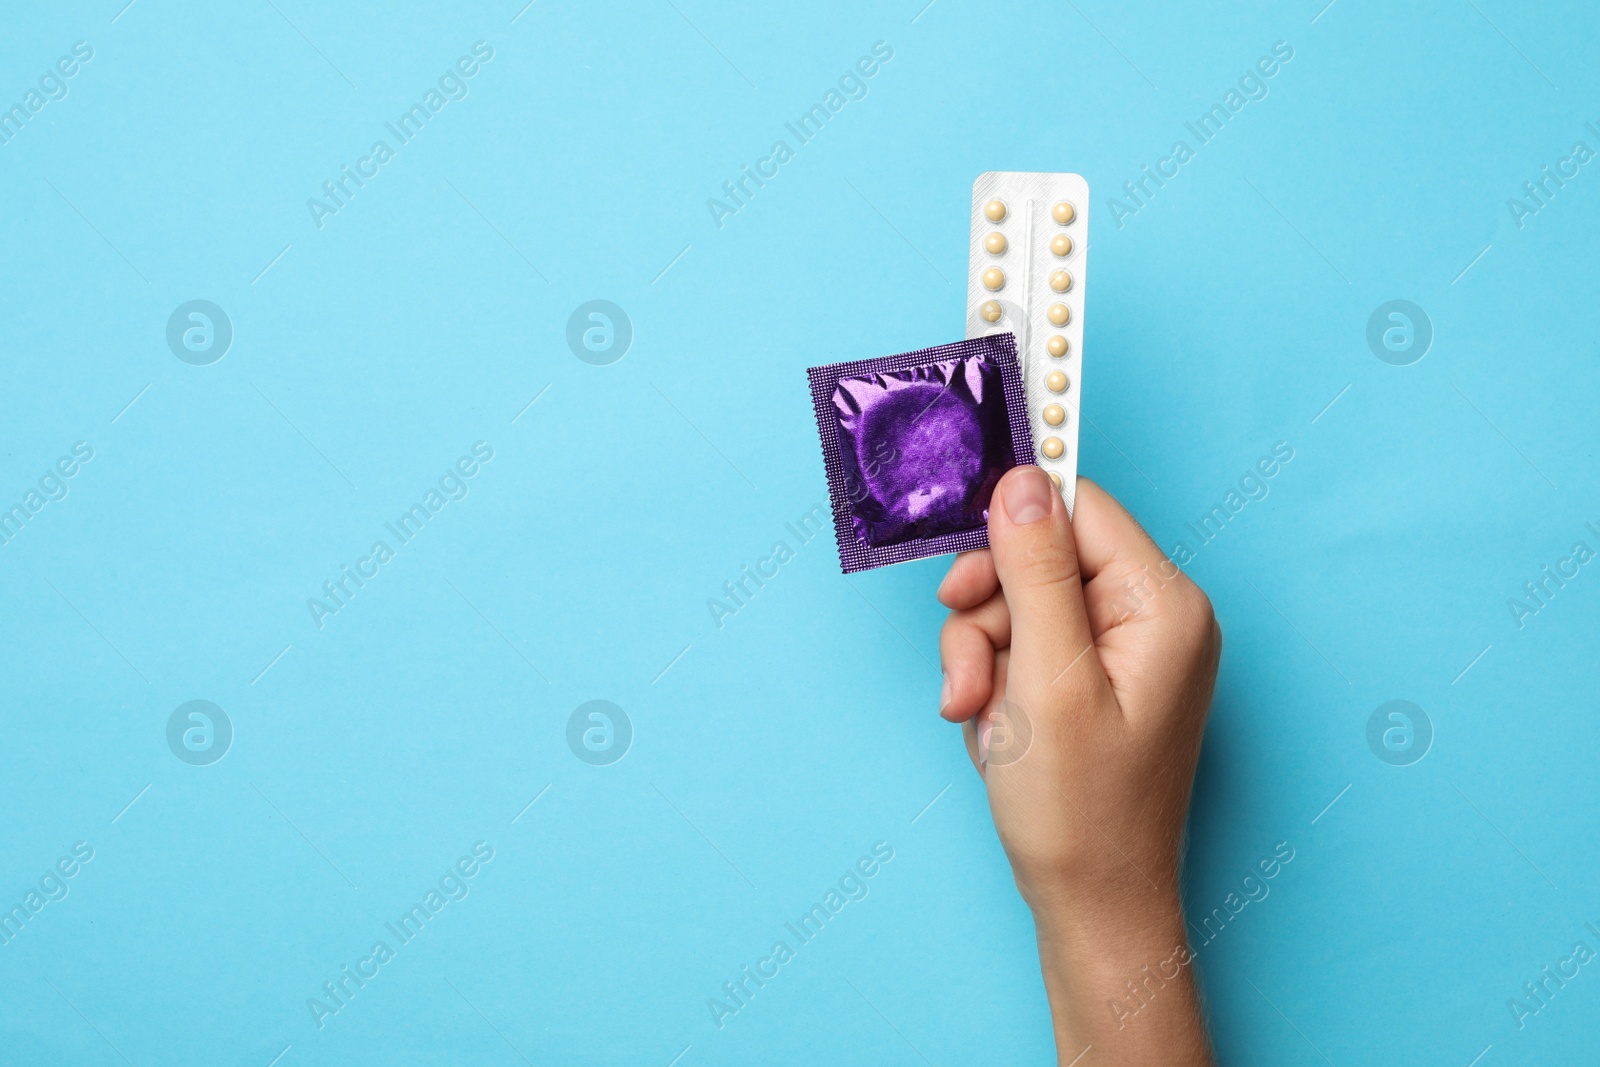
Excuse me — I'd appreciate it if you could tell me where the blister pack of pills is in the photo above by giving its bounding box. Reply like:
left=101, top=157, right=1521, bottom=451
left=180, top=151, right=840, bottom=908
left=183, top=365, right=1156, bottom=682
left=967, top=173, right=1089, bottom=512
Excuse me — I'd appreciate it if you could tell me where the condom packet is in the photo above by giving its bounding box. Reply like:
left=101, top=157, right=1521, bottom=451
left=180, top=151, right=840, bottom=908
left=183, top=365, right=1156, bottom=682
left=807, top=333, right=1034, bottom=573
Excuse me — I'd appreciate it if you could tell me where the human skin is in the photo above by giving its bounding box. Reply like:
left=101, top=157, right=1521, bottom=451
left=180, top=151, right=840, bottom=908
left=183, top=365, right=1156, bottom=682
left=937, top=467, right=1220, bottom=1066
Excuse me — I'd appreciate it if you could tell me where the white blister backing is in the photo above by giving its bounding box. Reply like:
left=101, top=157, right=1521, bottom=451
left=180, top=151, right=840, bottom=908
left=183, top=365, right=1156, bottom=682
left=966, top=172, right=1089, bottom=512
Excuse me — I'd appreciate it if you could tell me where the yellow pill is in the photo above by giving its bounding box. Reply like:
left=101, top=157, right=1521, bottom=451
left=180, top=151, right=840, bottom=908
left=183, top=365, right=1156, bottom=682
left=1050, top=270, right=1073, bottom=292
left=985, top=232, right=1006, bottom=254
left=979, top=300, right=1002, bottom=322
left=1051, top=234, right=1072, bottom=257
left=982, top=267, right=1004, bottom=290
left=984, top=199, right=1006, bottom=222
left=1052, top=201, right=1075, bottom=224
left=1042, top=437, right=1064, bottom=459
left=1046, top=370, right=1068, bottom=393
left=1049, top=471, right=1063, bottom=489
left=1042, top=403, right=1065, bottom=426
left=1047, top=303, right=1070, bottom=326
left=1046, top=335, right=1068, bottom=358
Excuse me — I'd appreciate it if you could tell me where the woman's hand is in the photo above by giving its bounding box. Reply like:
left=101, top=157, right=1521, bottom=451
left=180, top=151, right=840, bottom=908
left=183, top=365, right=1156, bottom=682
left=938, top=466, right=1220, bottom=1066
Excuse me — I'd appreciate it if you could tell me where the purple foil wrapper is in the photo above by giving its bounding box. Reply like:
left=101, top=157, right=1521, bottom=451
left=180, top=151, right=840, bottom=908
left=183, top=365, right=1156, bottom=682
left=807, top=333, right=1034, bottom=573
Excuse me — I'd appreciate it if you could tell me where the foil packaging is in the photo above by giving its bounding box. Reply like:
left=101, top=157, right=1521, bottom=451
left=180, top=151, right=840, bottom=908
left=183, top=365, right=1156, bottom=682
left=807, top=333, right=1034, bottom=573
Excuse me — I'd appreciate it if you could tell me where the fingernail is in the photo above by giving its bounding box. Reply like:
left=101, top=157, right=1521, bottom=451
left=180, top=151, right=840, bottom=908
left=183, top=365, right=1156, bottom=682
left=1003, top=466, right=1053, bottom=525
left=977, top=717, right=992, bottom=765
left=939, top=673, right=951, bottom=712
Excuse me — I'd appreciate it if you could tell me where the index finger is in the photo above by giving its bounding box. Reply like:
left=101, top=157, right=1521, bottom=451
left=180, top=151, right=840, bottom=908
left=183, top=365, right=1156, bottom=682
left=1070, top=478, right=1174, bottom=581
left=937, top=549, right=997, bottom=610
left=1072, top=477, right=1213, bottom=643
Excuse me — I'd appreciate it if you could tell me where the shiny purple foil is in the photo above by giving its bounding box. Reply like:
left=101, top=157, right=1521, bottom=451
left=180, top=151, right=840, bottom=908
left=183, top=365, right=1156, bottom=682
left=807, top=333, right=1032, bottom=573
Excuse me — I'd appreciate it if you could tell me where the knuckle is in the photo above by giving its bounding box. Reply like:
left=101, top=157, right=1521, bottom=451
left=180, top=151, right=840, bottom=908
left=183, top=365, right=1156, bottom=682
left=1010, top=536, right=1082, bottom=594
left=940, top=612, right=989, bottom=654
left=1165, top=579, right=1217, bottom=646
left=944, top=599, right=1012, bottom=654
left=938, top=614, right=972, bottom=651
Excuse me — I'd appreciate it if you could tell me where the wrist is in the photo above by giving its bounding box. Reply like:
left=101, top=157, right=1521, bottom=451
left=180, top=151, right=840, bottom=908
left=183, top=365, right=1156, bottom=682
left=1033, top=887, right=1188, bottom=999
left=1016, top=860, right=1184, bottom=961
left=1026, top=875, right=1182, bottom=942
left=1030, top=892, right=1213, bottom=1066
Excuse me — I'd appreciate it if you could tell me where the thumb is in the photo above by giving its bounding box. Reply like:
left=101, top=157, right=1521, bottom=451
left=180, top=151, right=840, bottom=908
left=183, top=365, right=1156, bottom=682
left=986, top=465, right=1103, bottom=697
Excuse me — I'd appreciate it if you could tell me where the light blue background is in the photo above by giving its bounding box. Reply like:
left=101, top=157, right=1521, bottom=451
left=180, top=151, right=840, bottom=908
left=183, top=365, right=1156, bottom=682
left=2, top=1, right=1598, bottom=1064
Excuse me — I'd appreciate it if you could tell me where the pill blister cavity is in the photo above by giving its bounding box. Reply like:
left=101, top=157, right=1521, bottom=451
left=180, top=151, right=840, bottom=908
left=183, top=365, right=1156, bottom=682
left=967, top=174, right=1087, bottom=507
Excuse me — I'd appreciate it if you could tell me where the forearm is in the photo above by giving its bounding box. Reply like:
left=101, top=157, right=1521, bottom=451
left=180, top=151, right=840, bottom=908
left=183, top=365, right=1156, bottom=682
left=1033, top=893, right=1214, bottom=1067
